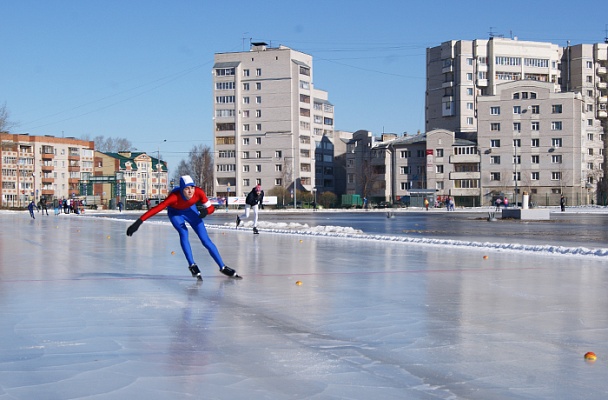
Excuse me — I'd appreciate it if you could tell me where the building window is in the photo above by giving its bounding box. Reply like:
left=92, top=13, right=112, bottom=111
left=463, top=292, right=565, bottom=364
left=551, top=172, right=561, bottom=180
left=490, top=156, right=500, bottom=164
left=275, top=178, right=282, bottom=186
left=531, top=105, right=540, bottom=114
left=243, top=124, right=250, bottom=131
left=587, top=133, right=594, bottom=141
left=513, top=122, right=521, bottom=132
left=255, top=151, right=261, bottom=158
left=243, top=165, right=249, bottom=172
left=551, top=155, right=562, bottom=163
left=467, top=88, right=473, bottom=96
left=256, top=124, right=262, bottom=131
left=436, top=181, right=444, bottom=190
left=531, top=172, right=539, bottom=180
left=552, top=104, right=562, bottom=113
left=490, top=140, right=501, bottom=148
left=490, top=106, right=500, bottom=115
left=588, top=119, right=594, bottom=127
left=256, top=68, right=262, bottom=76
left=466, top=117, right=474, bottom=125
left=243, top=179, right=250, bottom=186
left=467, top=102, right=474, bottom=110
left=531, top=122, right=540, bottom=131
left=243, top=138, right=249, bottom=145
left=275, top=164, right=282, bottom=172
left=256, top=110, right=262, bottom=118
left=243, top=97, right=250, bottom=104
left=255, top=165, right=261, bottom=172
left=436, top=149, right=444, bottom=157
left=242, top=151, right=249, bottom=159
left=400, top=166, right=410, bottom=174
left=552, top=138, right=562, bottom=148
left=243, top=83, right=249, bottom=91
left=243, top=69, right=250, bottom=77
left=400, top=182, right=411, bottom=190
left=256, top=137, right=261, bottom=144
left=491, top=172, right=501, bottom=181
left=256, top=96, right=262, bottom=104
left=586, top=61, right=593, bottom=69
left=531, top=138, right=539, bottom=147
left=256, top=82, right=261, bottom=90
left=531, top=155, right=540, bottom=164
left=513, top=106, right=521, bottom=114
left=436, top=165, right=444, bottom=173
left=513, top=139, right=521, bottom=147
left=275, top=150, right=282, bottom=158
left=588, top=148, right=594, bottom=156
left=491, top=123, right=501, bottom=131
left=551, top=121, right=563, bottom=131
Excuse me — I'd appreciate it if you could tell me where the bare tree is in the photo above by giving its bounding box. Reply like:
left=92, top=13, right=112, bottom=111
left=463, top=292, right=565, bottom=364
left=0, top=102, right=16, bottom=133
left=81, top=135, right=134, bottom=152
left=172, top=144, right=214, bottom=194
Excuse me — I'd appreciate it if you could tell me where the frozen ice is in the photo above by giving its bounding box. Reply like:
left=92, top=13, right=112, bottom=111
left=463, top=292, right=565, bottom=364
left=2, top=208, right=608, bottom=399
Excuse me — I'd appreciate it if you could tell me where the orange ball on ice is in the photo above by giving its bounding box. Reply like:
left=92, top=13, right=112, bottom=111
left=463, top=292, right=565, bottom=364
left=584, top=352, right=597, bottom=361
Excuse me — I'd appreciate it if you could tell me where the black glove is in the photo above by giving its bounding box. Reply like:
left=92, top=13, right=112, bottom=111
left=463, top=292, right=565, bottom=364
left=199, top=207, right=208, bottom=218
left=126, top=218, right=143, bottom=236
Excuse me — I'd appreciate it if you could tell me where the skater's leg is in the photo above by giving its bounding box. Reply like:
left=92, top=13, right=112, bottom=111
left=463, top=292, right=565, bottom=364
left=252, top=204, right=259, bottom=227
left=186, top=213, right=224, bottom=269
left=168, top=213, right=196, bottom=266
left=240, top=204, right=251, bottom=220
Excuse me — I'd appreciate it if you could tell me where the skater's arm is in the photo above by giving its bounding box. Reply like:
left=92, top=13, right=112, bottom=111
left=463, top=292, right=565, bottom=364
left=194, top=188, right=215, bottom=218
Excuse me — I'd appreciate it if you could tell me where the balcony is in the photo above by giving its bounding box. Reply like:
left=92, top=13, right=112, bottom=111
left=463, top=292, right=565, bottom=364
left=442, top=65, right=453, bottom=74
left=41, top=164, right=54, bottom=171
left=597, top=66, right=607, bottom=75
left=598, top=96, right=607, bottom=104
left=442, top=81, right=454, bottom=88
left=68, top=165, right=81, bottom=172
left=598, top=110, right=608, bottom=119
left=598, top=81, right=607, bottom=89
left=476, top=79, right=488, bottom=86
left=450, top=188, right=479, bottom=197
left=41, top=152, right=54, bottom=160
left=449, top=154, right=480, bottom=163
left=41, top=177, right=54, bottom=184
left=450, top=171, right=480, bottom=180
left=41, top=189, right=54, bottom=196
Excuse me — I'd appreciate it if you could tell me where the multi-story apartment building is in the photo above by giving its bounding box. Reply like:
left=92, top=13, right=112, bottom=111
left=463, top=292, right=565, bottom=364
left=346, top=130, right=479, bottom=207
left=426, top=37, right=608, bottom=205
left=0, top=133, right=94, bottom=207
left=212, top=43, right=334, bottom=199
left=94, top=151, right=168, bottom=207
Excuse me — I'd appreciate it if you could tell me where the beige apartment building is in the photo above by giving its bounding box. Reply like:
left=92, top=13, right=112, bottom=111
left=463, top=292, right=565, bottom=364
left=426, top=37, right=608, bottom=205
left=0, top=133, right=95, bottom=207
left=212, top=43, right=334, bottom=199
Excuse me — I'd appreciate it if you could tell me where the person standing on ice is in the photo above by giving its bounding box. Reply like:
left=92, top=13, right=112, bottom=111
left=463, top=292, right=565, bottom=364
left=236, top=184, right=264, bottom=234
left=126, top=175, right=242, bottom=281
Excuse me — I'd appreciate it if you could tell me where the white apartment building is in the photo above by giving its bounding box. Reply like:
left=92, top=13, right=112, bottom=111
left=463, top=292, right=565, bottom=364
left=0, top=133, right=94, bottom=207
left=426, top=37, right=608, bottom=205
left=212, top=43, right=334, bottom=198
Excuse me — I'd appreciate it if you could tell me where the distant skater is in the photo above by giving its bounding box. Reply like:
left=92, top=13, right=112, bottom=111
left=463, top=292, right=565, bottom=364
left=236, top=184, right=264, bottom=234
left=27, top=200, right=38, bottom=219
left=560, top=195, right=565, bottom=212
left=40, top=197, right=49, bottom=216
left=126, top=175, right=242, bottom=281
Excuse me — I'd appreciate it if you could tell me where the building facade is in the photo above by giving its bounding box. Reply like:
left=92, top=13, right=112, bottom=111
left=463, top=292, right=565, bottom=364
left=95, top=151, right=168, bottom=207
left=212, top=43, right=334, bottom=199
left=1, top=133, right=94, bottom=207
left=426, top=37, right=608, bottom=205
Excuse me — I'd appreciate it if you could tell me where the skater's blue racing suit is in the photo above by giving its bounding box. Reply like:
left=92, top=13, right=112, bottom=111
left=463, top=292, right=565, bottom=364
left=136, top=184, right=224, bottom=269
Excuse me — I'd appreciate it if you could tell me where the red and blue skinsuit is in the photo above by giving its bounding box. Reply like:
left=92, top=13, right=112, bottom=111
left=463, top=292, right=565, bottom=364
left=139, top=184, right=224, bottom=270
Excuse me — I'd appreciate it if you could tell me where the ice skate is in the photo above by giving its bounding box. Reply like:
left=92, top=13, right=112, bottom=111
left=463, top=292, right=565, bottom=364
left=220, top=265, right=242, bottom=279
left=188, top=264, right=202, bottom=281
left=236, top=216, right=241, bottom=228
left=253, top=227, right=259, bottom=234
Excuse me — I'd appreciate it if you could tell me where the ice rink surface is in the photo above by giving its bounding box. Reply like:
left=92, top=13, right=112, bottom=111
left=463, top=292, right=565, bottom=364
left=2, top=210, right=608, bottom=399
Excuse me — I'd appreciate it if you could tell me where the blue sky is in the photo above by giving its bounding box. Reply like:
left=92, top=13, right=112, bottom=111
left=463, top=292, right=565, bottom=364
left=2, top=0, right=607, bottom=174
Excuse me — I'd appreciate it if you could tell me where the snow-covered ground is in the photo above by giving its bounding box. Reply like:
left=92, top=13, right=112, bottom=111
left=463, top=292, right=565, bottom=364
left=2, top=209, right=608, bottom=399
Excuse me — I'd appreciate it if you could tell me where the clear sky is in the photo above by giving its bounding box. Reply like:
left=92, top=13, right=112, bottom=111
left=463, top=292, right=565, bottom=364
left=2, top=0, right=607, bottom=174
